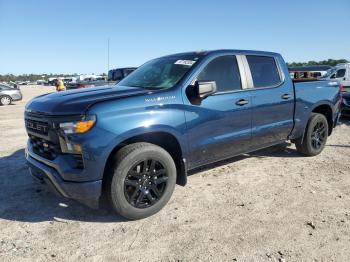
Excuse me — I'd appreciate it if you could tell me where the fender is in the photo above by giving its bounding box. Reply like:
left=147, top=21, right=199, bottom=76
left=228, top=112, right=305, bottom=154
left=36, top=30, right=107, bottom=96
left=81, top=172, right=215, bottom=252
left=291, top=100, right=334, bottom=142
left=100, top=124, right=188, bottom=170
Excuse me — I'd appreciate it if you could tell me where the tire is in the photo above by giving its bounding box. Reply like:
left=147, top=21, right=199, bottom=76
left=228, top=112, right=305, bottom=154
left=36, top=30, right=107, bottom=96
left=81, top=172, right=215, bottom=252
left=0, top=96, right=12, bottom=106
left=107, top=142, right=177, bottom=220
left=295, top=113, right=329, bottom=156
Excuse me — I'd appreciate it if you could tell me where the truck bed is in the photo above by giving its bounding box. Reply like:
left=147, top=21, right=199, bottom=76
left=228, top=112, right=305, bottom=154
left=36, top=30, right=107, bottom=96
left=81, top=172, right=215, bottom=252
left=291, top=79, right=341, bottom=140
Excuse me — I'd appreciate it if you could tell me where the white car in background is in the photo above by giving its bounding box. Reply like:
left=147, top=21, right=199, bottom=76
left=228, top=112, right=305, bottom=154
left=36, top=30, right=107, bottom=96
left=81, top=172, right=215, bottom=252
left=321, top=63, right=350, bottom=92
left=0, top=84, right=23, bottom=105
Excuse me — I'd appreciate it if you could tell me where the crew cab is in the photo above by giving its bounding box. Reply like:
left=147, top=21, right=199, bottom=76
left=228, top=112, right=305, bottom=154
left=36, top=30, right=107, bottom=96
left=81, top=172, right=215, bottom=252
left=24, top=50, right=342, bottom=219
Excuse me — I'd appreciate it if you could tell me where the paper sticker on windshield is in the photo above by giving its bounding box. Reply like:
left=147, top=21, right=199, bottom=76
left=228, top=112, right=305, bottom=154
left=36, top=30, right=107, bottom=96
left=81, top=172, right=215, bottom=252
left=174, top=60, right=196, bottom=66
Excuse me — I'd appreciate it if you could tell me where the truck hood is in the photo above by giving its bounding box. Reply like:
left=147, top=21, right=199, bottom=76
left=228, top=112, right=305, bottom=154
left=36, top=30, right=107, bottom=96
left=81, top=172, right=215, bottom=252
left=26, top=85, right=149, bottom=115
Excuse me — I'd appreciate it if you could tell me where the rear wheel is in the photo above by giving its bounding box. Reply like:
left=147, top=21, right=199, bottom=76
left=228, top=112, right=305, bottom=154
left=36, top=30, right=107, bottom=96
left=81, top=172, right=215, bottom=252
left=0, top=96, right=12, bottom=106
left=107, top=142, right=176, bottom=220
left=295, top=113, right=328, bottom=156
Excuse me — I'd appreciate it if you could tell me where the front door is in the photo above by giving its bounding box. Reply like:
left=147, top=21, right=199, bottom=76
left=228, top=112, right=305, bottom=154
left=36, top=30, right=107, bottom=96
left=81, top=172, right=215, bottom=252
left=184, top=55, right=252, bottom=169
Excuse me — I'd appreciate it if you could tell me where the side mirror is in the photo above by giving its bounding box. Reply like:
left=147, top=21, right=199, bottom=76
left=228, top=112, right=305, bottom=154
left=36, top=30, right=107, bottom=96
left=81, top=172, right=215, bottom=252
left=195, top=80, right=217, bottom=99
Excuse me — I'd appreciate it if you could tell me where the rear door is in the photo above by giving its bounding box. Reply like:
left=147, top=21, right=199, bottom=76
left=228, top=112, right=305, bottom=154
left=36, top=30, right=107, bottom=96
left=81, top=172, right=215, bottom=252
left=184, top=55, right=252, bottom=168
left=244, top=55, right=294, bottom=148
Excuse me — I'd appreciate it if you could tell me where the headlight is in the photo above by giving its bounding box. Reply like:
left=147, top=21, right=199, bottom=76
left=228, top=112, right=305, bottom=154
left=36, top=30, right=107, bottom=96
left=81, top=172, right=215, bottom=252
left=59, top=115, right=96, bottom=134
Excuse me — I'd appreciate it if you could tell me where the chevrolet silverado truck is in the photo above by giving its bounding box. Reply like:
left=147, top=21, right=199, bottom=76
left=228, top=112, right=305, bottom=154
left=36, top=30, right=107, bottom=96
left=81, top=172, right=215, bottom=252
left=25, top=50, right=342, bottom=219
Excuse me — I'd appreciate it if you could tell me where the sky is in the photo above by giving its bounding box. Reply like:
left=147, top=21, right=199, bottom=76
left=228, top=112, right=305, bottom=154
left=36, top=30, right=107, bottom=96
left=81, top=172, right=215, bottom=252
left=0, top=0, right=349, bottom=75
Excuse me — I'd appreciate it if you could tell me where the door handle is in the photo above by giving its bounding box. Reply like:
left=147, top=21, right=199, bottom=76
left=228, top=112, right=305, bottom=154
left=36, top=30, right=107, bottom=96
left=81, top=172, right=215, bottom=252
left=281, top=94, right=291, bottom=100
left=236, top=99, right=249, bottom=106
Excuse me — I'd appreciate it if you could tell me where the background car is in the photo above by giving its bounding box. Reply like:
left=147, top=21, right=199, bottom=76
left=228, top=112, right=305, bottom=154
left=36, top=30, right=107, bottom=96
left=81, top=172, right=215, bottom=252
left=321, top=63, right=350, bottom=92
left=0, top=84, right=23, bottom=105
left=108, top=67, right=137, bottom=82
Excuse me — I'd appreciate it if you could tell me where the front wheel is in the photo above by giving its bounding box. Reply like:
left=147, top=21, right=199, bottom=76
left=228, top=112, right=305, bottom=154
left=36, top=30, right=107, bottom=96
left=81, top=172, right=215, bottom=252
left=107, top=142, right=176, bottom=220
left=0, top=96, right=12, bottom=106
left=295, top=113, right=329, bottom=156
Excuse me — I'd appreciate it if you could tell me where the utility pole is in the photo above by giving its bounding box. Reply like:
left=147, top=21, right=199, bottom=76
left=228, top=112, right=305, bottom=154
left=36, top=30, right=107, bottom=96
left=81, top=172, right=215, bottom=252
left=107, top=38, right=110, bottom=74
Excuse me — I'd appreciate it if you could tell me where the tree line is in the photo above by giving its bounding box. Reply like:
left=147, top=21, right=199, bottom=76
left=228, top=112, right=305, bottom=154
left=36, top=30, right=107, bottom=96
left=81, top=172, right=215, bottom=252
left=287, top=59, right=348, bottom=67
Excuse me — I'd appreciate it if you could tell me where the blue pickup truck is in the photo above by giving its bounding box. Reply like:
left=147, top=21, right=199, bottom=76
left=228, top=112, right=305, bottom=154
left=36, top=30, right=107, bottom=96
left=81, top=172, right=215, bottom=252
left=25, top=50, right=342, bottom=219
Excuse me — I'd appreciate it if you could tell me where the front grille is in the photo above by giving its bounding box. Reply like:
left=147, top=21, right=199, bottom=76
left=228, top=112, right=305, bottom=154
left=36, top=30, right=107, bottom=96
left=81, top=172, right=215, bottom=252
left=25, top=112, right=85, bottom=169
left=29, top=135, right=61, bottom=160
left=25, top=119, right=49, bottom=136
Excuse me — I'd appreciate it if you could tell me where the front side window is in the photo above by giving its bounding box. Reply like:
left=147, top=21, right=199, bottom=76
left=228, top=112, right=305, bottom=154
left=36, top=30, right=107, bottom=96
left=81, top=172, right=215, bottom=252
left=336, top=69, right=346, bottom=78
left=247, top=55, right=281, bottom=88
left=197, top=56, right=242, bottom=92
left=118, top=55, right=203, bottom=90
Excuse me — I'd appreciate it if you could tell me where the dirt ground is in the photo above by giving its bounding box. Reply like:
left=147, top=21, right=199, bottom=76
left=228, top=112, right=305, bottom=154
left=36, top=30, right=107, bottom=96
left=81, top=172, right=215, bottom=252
left=0, top=86, right=349, bottom=262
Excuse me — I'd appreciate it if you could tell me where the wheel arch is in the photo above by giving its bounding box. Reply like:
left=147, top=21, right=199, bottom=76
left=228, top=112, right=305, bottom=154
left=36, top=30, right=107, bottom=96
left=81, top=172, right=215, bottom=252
left=311, top=103, right=333, bottom=135
left=292, top=102, right=334, bottom=145
left=102, top=130, right=187, bottom=197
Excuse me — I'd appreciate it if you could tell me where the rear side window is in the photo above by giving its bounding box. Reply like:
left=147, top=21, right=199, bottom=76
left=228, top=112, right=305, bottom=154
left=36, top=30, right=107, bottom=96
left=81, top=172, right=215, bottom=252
left=247, top=55, right=281, bottom=88
left=336, top=69, right=346, bottom=78
left=197, top=56, right=242, bottom=92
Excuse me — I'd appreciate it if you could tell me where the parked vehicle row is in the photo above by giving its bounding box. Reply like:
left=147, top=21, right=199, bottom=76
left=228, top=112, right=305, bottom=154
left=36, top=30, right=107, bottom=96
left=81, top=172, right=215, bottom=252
left=65, top=78, right=107, bottom=90
left=64, top=68, right=137, bottom=90
left=24, top=49, right=342, bottom=219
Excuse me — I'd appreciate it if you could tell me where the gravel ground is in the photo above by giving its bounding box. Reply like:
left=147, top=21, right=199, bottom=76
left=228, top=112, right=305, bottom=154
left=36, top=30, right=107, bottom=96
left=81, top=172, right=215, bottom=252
left=0, top=86, right=349, bottom=262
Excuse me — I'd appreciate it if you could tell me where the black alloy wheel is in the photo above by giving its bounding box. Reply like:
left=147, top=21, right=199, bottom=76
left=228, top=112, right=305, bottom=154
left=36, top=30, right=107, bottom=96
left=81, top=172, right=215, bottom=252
left=108, top=142, right=176, bottom=220
left=294, top=113, right=329, bottom=156
left=310, top=121, right=327, bottom=150
left=124, top=159, right=168, bottom=208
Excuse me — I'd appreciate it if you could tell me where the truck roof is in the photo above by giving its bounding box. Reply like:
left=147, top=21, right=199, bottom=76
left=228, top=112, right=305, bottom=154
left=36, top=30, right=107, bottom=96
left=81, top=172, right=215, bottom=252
left=109, top=67, right=137, bottom=71
left=160, top=49, right=280, bottom=58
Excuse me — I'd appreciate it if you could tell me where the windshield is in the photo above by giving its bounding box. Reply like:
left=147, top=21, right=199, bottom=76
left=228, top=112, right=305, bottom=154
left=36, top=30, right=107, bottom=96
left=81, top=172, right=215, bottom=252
left=118, top=54, right=202, bottom=89
left=321, top=68, right=337, bottom=78
left=0, top=84, right=11, bottom=90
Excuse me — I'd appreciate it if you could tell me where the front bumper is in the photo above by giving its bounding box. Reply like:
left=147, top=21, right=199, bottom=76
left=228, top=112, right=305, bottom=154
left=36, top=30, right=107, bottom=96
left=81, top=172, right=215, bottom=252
left=11, top=92, right=22, bottom=101
left=25, top=145, right=102, bottom=208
